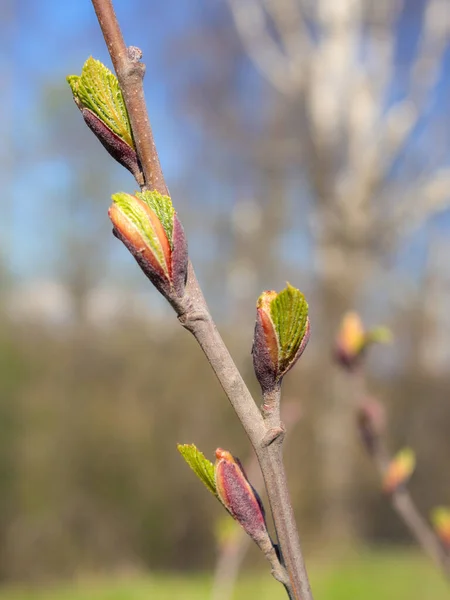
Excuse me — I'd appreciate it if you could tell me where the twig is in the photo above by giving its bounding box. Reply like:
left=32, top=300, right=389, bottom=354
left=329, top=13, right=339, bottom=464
left=90, top=1, right=313, bottom=598
left=91, top=0, right=166, bottom=194
left=371, top=435, right=450, bottom=578
left=350, top=369, right=450, bottom=578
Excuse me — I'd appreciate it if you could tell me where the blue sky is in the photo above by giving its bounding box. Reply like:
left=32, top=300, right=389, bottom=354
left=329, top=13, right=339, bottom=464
left=2, top=0, right=450, bottom=319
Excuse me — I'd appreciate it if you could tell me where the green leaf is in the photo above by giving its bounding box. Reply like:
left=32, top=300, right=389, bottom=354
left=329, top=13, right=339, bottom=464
left=177, top=444, right=217, bottom=497
left=67, top=57, right=134, bottom=148
left=111, top=192, right=168, bottom=274
left=270, top=283, right=309, bottom=371
left=365, top=326, right=393, bottom=346
left=431, top=506, right=450, bottom=528
left=136, top=191, right=175, bottom=247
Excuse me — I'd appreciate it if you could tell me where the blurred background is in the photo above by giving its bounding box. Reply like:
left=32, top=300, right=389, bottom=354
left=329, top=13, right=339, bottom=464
left=1, top=0, right=450, bottom=598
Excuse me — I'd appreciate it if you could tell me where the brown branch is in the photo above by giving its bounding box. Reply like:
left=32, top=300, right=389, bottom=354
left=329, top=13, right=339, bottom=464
left=371, top=439, right=450, bottom=578
left=212, top=401, right=303, bottom=600
left=91, top=0, right=166, bottom=194
left=90, top=1, right=313, bottom=598
left=179, top=266, right=311, bottom=600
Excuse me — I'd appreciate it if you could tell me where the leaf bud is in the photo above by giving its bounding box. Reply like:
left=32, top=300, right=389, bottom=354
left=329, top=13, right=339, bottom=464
left=109, top=190, right=188, bottom=301
left=214, top=448, right=270, bottom=548
left=382, top=448, right=416, bottom=494
left=252, top=284, right=310, bottom=394
left=67, top=58, right=142, bottom=183
left=431, top=507, right=450, bottom=550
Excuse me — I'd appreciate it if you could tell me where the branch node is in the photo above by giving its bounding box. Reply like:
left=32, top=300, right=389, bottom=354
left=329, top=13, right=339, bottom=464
left=177, top=307, right=210, bottom=330
left=271, top=565, right=291, bottom=587
left=127, top=45, right=142, bottom=62
left=262, top=425, right=285, bottom=447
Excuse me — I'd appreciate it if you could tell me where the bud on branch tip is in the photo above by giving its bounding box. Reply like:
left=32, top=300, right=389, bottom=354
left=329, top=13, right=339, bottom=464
left=431, top=507, right=450, bottom=549
left=253, top=283, right=310, bottom=393
left=383, top=447, right=416, bottom=494
left=67, top=57, right=142, bottom=182
left=335, top=311, right=392, bottom=370
left=109, top=191, right=188, bottom=301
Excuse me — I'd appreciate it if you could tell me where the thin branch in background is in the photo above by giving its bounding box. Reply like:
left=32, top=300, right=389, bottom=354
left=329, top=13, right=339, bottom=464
left=335, top=313, right=450, bottom=579
left=85, top=1, right=314, bottom=598
left=227, top=0, right=304, bottom=94
left=228, top=0, right=450, bottom=244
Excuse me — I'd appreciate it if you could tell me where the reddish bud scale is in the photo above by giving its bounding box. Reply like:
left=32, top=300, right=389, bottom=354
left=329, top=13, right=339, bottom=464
left=253, top=292, right=279, bottom=392
left=109, top=204, right=170, bottom=296
left=171, top=215, right=188, bottom=297
left=215, top=449, right=269, bottom=546
left=382, top=449, right=415, bottom=495
left=80, top=107, right=142, bottom=182
left=334, top=312, right=365, bottom=370
left=356, top=399, right=385, bottom=456
left=108, top=194, right=188, bottom=302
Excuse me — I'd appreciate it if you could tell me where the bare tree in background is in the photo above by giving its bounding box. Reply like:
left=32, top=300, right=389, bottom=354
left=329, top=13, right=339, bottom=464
left=227, top=0, right=450, bottom=541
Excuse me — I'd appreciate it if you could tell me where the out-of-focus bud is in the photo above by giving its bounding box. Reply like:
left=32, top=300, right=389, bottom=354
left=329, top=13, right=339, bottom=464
left=334, top=312, right=392, bottom=370
left=67, top=58, right=142, bottom=183
left=431, top=507, right=450, bottom=550
left=382, top=448, right=416, bottom=494
left=356, top=398, right=386, bottom=455
left=334, top=312, right=365, bottom=369
left=109, top=190, right=188, bottom=301
left=252, top=284, right=310, bottom=393
left=215, top=448, right=270, bottom=548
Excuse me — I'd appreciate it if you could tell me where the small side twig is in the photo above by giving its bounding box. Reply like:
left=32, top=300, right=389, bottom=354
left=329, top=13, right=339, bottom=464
left=369, top=430, right=450, bottom=578
left=350, top=368, right=450, bottom=579
left=90, top=1, right=313, bottom=598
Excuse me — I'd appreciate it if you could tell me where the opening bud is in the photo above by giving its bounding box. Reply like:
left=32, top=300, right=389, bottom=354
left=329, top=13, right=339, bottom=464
left=334, top=312, right=392, bottom=370
left=431, top=507, right=450, bottom=550
left=382, top=448, right=416, bottom=494
left=252, top=284, right=309, bottom=393
left=67, top=58, right=142, bottom=184
left=109, top=191, right=188, bottom=301
left=214, top=448, right=270, bottom=547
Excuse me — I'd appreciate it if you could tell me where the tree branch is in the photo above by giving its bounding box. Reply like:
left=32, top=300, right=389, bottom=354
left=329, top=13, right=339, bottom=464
left=90, top=1, right=313, bottom=598
left=350, top=370, right=450, bottom=579
left=227, top=0, right=303, bottom=95
left=371, top=439, right=450, bottom=578
left=91, top=0, right=167, bottom=194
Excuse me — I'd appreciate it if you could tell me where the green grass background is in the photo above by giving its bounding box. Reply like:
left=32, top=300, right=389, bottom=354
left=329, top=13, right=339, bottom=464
left=0, top=550, right=448, bottom=600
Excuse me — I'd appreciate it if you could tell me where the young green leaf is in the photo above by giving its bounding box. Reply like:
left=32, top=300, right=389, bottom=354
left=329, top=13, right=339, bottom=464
left=253, top=283, right=310, bottom=393
left=109, top=191, right=188, bottom=301
left=365, top=325, right=393, bottom=346
left=136, top=191, right=176, bottom=248
left=177, top=444, right=217, bottom=497
left=67, top=57, right=134, bottom=148
left=111, top=192, right=169, bottom=276
left=270, top=283, right=309, bottom=374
